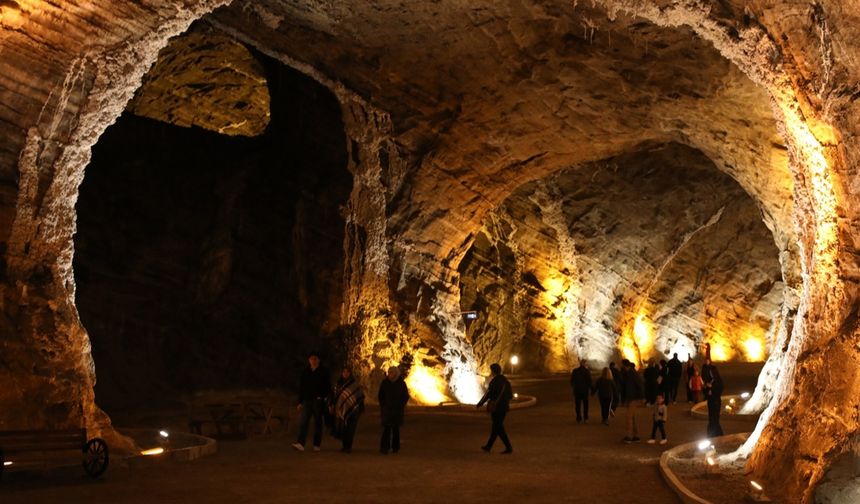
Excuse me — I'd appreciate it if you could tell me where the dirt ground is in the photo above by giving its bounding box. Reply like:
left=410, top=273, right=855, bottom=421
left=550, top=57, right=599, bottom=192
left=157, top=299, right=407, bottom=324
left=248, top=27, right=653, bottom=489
left=0, top=363, right=762, bottom=503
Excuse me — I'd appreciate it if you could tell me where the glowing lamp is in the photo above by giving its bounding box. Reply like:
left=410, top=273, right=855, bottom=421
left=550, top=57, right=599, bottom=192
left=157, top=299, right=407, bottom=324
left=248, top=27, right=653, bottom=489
left=748, top=480, right=770, bottom=501
left=729, top=398, right=736, bottom=406
left=741, top=392, right=751, bottom=400
left=510, top=355, right=519, bottom=366
left=159, top=430, right=169, bottom=438
left=3, top=461, right=12, bottom=466
left=705, top=456, right=719, bottom=476
left=513, top=393, right=519, bottom=399
left=140, top=447, right=164, bottom=456
left=697, top=440, right=712, bottom=451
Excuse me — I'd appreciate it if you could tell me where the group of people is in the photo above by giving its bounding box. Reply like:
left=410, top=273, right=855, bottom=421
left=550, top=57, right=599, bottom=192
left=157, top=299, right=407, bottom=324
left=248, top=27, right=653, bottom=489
left=291, top=349, right=726, bottom=455
left=569, top=353, right=725, bottom=443
left=290, top=352, right=408, bottom=454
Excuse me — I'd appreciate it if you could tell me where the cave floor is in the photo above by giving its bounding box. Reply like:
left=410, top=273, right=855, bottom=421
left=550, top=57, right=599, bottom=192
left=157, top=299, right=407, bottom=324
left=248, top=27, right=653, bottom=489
left=0, top=363, right=762, bottom=503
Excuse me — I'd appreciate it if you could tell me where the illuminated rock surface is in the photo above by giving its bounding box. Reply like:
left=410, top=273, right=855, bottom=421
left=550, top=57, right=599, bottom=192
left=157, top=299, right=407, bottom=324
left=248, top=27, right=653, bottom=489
left=0, top=1, right=859, bottom=502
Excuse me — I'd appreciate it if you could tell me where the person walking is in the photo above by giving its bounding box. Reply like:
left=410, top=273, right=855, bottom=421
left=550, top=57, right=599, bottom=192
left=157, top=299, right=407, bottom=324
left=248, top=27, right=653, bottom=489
left=332, top=367, right=365, bottom=453
left=476, top=363, right=514, bottom=454
left=593, top=367, right=617, bottom=425
left=647, top=394, right=668, bottom=444
left=620, top=360, right=644, bottom=443
left=667, top=353, right=683, bottom=404
left=292, top=352, right=331, bottom=452
left=702, top=360, right=724, bottom=437
left=570, top=361, right=592, bottom=423
left=378, top=366, right=410, bottom=454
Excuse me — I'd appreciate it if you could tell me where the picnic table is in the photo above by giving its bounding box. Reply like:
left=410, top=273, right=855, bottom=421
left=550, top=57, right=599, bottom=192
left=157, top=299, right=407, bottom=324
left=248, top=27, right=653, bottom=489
left=188, top=395, right=287, bottom=438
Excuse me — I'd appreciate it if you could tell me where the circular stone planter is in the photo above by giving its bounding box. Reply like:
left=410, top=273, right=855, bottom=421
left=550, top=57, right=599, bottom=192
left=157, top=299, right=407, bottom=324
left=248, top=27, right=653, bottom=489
left=430, top=394, right=538, bottom=412
left=690, top=395, right=758, bottom=421
left=659, top=432, right=758, bottom=504
left=118, top=428, right=217, bottom=467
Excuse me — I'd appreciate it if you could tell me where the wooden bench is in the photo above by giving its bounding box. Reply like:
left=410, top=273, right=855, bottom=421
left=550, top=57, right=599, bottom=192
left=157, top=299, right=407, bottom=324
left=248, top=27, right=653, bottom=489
left=0, top=429, right=109, bottom=479
left=188, top=400, right=288, bottom=438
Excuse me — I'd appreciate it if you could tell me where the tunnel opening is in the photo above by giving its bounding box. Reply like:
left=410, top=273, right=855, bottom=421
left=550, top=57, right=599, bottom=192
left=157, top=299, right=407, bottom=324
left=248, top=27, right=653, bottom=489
left=73, top=32, right=352, bottom=415
left=458, top=142, right=784, bottom=374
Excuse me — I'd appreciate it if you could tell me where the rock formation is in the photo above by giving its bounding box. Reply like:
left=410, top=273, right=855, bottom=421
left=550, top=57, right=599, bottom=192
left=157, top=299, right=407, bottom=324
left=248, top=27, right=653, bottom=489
left=1, top=1, right=859, bottom=501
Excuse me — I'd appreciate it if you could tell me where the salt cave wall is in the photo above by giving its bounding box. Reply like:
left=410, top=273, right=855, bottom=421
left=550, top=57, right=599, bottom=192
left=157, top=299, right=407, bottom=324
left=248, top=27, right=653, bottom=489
left=459, top=143, right=784, bottom=372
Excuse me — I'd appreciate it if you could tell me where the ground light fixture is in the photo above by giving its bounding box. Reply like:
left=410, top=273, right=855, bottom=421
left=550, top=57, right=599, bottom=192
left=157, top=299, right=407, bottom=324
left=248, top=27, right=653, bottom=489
left=3, top=461, right=12, bottom=466
left=697, top=440, right=712, bottom=451
left=510, top=355, right=519, bottom=375
left=748, top=480, right=771, bottom=502
left=140, top=447, right=165, bottom=456
left=159, top=430, right=169, bottom=438
left=740, top=392, right=751, bottom=399
left=705, top=456, right=719, bottom=476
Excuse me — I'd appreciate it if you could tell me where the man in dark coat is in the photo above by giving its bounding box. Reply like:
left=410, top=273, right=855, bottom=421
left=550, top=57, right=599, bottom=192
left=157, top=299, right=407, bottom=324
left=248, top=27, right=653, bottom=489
left=609, top=361, right=621, bottom=413
left=570, top=361, right=592, bottom=423
left=702, top=360, right=724, bottom=437
left=643, top=360, right=659, bottom=405
left=667, top=353, right=683, bottom=404
left=292, top=351, right=331, bottom=452
left=378, top=366, right=410, bottom=454
left=476, top=363, right=513, bottom=454
left=620, top=359, right=644, bottom=443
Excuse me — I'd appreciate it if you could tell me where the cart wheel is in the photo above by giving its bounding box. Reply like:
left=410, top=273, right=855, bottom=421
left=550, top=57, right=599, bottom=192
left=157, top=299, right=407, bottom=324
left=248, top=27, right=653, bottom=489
left=82, top=438, right=109, bottom=478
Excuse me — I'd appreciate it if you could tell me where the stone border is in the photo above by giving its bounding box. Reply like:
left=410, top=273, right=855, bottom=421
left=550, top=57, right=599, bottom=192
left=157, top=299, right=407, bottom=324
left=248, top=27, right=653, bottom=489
left=659, top=432, right=751, bottom=504
left=118, top=428, right=217, bottom=467
left=690, top=395, right=758, bottom=421
left=426, top=394, right=539, bottom=413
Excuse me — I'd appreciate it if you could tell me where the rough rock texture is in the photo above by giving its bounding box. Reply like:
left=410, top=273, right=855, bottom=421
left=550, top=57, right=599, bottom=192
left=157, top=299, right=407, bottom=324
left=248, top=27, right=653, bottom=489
left=74, top=54, right=350, bottom=410
left=459, top=143, right=783, bottom=371
left=1, top=1, right=860, bottom=501
left=127, top=27, right=271, bottom=137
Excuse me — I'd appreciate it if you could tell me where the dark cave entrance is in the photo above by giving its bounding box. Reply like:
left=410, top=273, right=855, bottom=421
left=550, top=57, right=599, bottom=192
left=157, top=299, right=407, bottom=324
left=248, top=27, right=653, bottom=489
left=73, top=50, right=352, bottom=413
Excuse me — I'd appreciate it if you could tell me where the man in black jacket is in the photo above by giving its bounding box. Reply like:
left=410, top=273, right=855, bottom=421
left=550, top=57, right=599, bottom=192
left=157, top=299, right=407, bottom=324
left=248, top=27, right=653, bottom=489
left=476, top=363, right=513, bottom=454
left=667, top=353, right=683, bottom=404
left=292, top=352, right=331, bottom=452
left=570, top=361, right=592, bottom=423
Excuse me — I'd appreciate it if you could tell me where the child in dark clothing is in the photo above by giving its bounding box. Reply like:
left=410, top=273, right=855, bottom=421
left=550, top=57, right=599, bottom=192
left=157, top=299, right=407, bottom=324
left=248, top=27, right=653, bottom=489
left=647, top=394, right=668, bottom=445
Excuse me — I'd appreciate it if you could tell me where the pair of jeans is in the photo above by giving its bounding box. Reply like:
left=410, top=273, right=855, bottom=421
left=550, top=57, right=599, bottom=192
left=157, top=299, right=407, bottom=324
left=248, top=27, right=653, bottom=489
left=650, top=420, right=666, bottom=440
left=341, top=415, right=359, bottom=450
left=486, top=408, right=512, bottom=450
left=598, top=396, right=612, bottom=422
left=380, top=425, right=400, bottom=453
left=574, top=393, right=589, bottom=421
left=297, top=398, right=325, bottom=447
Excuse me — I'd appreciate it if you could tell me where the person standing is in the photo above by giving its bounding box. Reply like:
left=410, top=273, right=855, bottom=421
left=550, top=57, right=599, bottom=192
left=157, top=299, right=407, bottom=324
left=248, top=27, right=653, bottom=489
left=609, top=361, right=621, bottom=414
left=378, top=366, right=410, bottom=454
left=685, top=357, right=697, bottom=403
left=332, top=367, right=365, bottom=453
left=702, top=360, right=724, bottom=437
left=667, top=353, right=683, bottom=404
left=646, top=394, right=668, bottom=444
left=476, top=363, right=514, bottom=454
left=689, top=368, right=704, bottom=403
left=643, top=360, right=659, bottom=405
left=570, top=361, right=592, bottom=423
left=620, top=360, right=644, bottom=443
left=593, top=367, right=617, bottom=425
left=292, top=352, right=331, bottom=452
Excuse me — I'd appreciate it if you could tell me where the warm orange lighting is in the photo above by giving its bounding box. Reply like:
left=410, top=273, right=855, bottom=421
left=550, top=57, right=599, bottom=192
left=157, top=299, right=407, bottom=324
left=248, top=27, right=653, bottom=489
left=140, top=447, right=164, bottom=456
left=404, top=363, right=450, bottom=405
left=750, top=480, right=763, bottom=491
left=706, top=456, right=716, bottom=466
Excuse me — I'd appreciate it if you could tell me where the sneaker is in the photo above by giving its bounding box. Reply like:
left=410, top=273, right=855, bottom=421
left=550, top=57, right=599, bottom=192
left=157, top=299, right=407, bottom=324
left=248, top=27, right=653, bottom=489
left=313, top=446, right=321, bottom=452
left=501, top=448, right=513, bottom=454
left=622, top=437, right=633, bottom=444
left=631, top=437, right=641, bottom=443
left=660, top=439, right=668, bottom=445
left=291, top=443, right=304, bottom=452
left=481, top=445, right=491, bottom=452
left=647, top=439, right=656, bottom=444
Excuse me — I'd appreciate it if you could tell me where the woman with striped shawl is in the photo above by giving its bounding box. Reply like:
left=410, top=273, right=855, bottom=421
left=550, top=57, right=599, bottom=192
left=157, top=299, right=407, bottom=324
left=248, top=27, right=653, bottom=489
left=332, top=368, right=365, bottom=453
